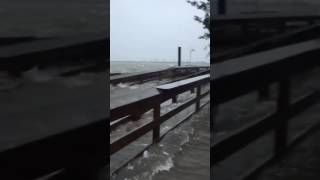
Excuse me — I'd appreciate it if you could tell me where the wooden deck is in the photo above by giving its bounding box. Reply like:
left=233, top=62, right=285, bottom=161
left=211, top=37, right=320, bottom=179
left=213, top=13, right=320, bottom=26
left=0, top=34, right=108, bottom=72
left=255, top=102, right=320, bottom=180
left=0, top=72, right=108, bottom=179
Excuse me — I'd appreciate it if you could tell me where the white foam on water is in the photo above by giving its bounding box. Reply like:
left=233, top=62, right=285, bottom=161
left=143, top=150, right=150, bottom=159
left=22, top=67, right=56, bottom=82
left=129, top=85, right=139, bottom=90
left=117, top=83, right=129, bottom=88
left=127, top=163, right=134, bottom=170
left=179, top=130, right=190, bottom=146
left=61, top=74, right=93, bottom=88
left=162, top=151, right=169, bottom=156
left=151, top=157, right=174, bottom=176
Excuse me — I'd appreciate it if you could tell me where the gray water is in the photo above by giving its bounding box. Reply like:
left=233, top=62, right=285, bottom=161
left=1, top=0, right=107, bottom=37
left=110, top=61, right=209, bottom=74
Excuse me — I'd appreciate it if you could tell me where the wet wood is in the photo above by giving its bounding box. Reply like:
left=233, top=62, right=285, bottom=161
left=211, top=38, right=320, bottom=180
left=0, top=34, right=107, bottom=72
left=110, top=74, right=210, bottom=155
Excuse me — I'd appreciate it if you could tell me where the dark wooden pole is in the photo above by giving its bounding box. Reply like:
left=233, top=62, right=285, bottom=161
left=218, top=0, right=226, bottom=15
left=178, top=46, right=181, bottom=66
left=153, top=105, right=161, bottom=143
left=274, top=78, right=290, bottom=156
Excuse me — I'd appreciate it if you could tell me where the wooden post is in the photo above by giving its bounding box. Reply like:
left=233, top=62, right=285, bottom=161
left=153, top=105, right=161, bottom=143
left=172, top=96, right=177, bottom=103
left=218, top=0, right=226, bottom=15
left=279, top=22, right=286, bottom=33
left=131, top=114, right=141, bottom=121
left=309, top=20, right=315, bottom=26
left=274, top=78, right=290, bottom=156
left=258, top=85, right=270, bottom=101
left=178, top=47, right=181, bottom=67
left=191, top=88, right=195, bottom=94
left=242, top=23, right=250, bottom=36
left=196, top=85, right=201, bottom=111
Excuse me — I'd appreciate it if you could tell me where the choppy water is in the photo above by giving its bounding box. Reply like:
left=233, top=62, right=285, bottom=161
left=110, top=61, right=209, bottom=74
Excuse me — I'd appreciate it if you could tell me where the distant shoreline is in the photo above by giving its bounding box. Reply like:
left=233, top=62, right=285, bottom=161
left=110, top=60, right=209, bottom=64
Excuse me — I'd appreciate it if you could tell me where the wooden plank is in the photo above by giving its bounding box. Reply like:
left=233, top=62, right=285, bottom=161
left=215, top=25, right=320, bottom=62
left=211, top=39, right=320, bottom=104
left=111, top=74, right=209, bottom=122
left=211, top=92, right=318, bottom=165
left=157, top=74, right=209, bottom=90
left=211, top=112, right=277, bottom=165
left=274, top=79, right=291, bottom=156
left=159, top=91, right=209, bottom=124
left=0, top=119, right=107, bottom=179
left=153, top=105, right=161, bottom=143
left=0, top=36, right=40, bottom=47
left=213, top=13, right=320, bottom=25
left=213, top=39, right=320, bottom=79
left=0, top=34, right=108, bottom=71
left=110, top=120, right=155, bottom=155
left=110, top=90, right=164, bottom=122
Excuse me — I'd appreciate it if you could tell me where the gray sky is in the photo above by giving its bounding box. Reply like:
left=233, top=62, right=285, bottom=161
left=110, top=0, right=209, bottom=62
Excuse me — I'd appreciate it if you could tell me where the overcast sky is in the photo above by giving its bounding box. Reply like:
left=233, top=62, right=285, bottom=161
left=110, top=0, right=209, bottom=62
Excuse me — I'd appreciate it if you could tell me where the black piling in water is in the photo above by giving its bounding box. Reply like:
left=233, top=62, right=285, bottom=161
left=178, top=46, right=181, bottom=66
left=218, top=0, right=226, bottom=15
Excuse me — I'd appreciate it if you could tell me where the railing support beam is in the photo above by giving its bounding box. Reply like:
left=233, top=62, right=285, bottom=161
left=274, top=78, right=290, bottom=156
left=196, top=85, right=202, bottom=111
left=153, top=105, right=161, bottom=143
left=258, top=85, right=271, bottom=101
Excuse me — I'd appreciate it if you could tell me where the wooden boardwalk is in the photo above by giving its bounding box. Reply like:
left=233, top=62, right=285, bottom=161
left=0, top=72, right=108, bottom=179
left=255, top=102, right=320, bottom=180
left=111, top=104, right=210, bottom=180
left=0, top=34, right=107, bottom=73
left=153, top=104, right=210, bottom=180
left=213, top=13, right=320, bottom=26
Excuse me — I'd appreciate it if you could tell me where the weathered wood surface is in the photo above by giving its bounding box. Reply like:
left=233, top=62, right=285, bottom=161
left=0, top=73, right=108, bottom=179
left=215, top=25, right=320, bottom=62
left=0, top=34, right=108, bottom=71
left=212, top=38, right=320, bottom=81
left=111, top=74, right=210, bottom=156
left=211, top=38, right=320, bottom=105
left=157, top=74, right=209, bottom=91
left=213, top=13, right=320, bottom=25
left=0, top=37, right=40, bottom=47
left=211, top=38, right=320, bottom=179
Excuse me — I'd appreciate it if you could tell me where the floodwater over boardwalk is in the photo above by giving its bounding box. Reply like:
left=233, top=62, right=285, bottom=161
left=111, top=104, right=210, bottom=180
left=110, top=68, right=210, bottom=179
left=211, top=64, right=320, bottom=180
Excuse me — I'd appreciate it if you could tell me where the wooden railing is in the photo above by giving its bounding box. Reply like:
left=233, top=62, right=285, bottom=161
left=211, top=39, right=320, bottom=179
left=0, top=34, right=108, bottom=75
left=215, top=25, right=320, bottom=62
left=110, top=74, right=210, bottom=156
left=0, top=36, right=108, bottom=179
left=213, top=14, right=320, bottom=26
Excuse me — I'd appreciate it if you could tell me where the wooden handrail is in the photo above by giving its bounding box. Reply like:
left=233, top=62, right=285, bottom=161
left=110, top=74, right=210, bottom=156
left=211, top=39, right=320, bottom=180
left=110, top=74, right=210, bottom=122
left=215, top=25, right=320, bottom=62
left=213, top=14, right=320, bottom=26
